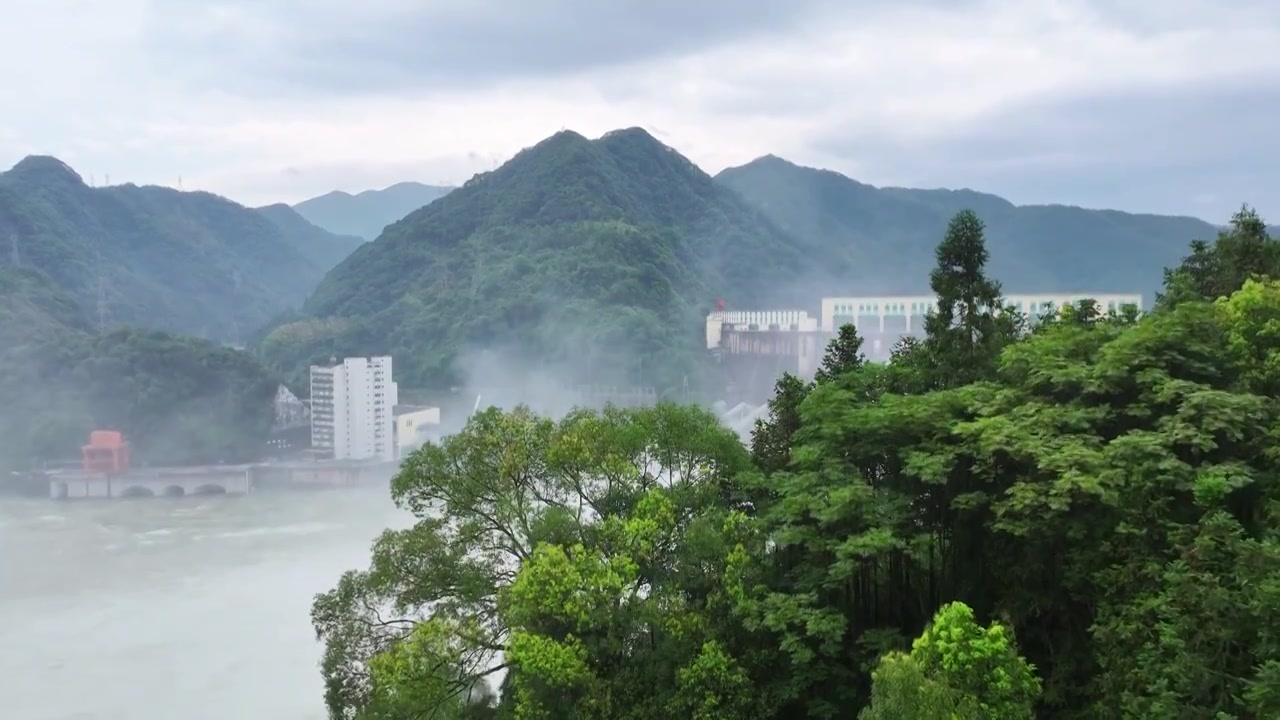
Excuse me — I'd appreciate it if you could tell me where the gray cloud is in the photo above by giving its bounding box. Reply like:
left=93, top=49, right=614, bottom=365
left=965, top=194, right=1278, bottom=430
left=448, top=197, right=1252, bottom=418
left=139, top=0, right=839, bottom=97
left=810, top=77, right=1280, bottom=223
left=3, top=0, right=1277, bottom=221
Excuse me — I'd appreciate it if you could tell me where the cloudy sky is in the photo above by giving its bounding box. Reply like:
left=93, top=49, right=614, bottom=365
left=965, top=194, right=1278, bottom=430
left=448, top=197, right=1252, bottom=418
left=1, top=0, right=1276, bottom=221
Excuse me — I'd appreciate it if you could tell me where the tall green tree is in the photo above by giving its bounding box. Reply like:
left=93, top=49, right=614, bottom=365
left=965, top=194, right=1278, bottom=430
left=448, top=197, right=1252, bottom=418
left=814, top=323, right=865, bottom=384
left=750, top=372, right=809, bottom=476
left=921, top=210, right=1007, bottom=388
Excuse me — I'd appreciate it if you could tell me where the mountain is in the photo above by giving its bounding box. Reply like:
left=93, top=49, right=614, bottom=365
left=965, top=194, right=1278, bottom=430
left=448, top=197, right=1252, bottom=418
left=262, top=128, right=832, bottom=391
left=714, top=155, right=1220, bottom=297
left=293, top=181, right=455, bottom=240
left=256, top=203, right=365, bottom=273
left=0, top=266, right=278, bottom=471
left=0, top=155, right=360, bottom=342
left=0, top=264, right=92, bottom=347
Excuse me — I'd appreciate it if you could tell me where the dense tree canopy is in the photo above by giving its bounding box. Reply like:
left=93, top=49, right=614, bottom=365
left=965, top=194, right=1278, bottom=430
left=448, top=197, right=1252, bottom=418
left=315, top=207, right=1280, bottom=719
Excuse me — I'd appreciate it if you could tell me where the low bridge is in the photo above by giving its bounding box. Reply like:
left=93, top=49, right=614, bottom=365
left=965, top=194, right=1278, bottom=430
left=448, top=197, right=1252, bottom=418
left=49, top=466, right=252, bottom=500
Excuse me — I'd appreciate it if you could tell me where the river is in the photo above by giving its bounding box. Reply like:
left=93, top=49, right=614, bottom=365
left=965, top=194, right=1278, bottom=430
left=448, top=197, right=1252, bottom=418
left=0, top=488, right=413, bottom=719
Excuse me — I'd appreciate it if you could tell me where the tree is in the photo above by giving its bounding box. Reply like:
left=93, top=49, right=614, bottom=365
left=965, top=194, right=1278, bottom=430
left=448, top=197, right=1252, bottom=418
left=312, top=402, right=762, bottom=720
left=921, top=210, right=1008, bottom=388
left=750, top=373, right=809, bottom=475
left=814, top=323, right=865, bottom=384
left=860, top=602, right=1040, bottom=720
left=1158, top=205, right=1278, bottom=309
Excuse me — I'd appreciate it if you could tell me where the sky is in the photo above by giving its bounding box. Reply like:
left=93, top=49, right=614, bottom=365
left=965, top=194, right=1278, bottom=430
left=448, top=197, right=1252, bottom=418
left=1, top=0, right=1277, bottom=222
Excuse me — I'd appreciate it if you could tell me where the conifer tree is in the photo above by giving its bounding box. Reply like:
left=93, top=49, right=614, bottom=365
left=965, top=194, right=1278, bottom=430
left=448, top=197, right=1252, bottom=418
left=923, top=210, right=1005, bottom=387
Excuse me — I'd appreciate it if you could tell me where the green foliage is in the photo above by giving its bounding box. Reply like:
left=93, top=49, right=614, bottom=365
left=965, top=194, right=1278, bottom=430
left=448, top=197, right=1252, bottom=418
left=312, top=402, right=760, bottom=720
left=316, top=205, right=1280, bottom=720
left=0, top=267, right=279, bottom=470
left=0, top=155, right=358, bottom=341
left=750, top=373, right=810, bottom=476
left=861, top=602, right=1040, bottom=719
left=921, top=210, right=1014, bottom=388
left=1159, top=205, right=1280, bottom=309
left=813, top=323, right=865, bottom=384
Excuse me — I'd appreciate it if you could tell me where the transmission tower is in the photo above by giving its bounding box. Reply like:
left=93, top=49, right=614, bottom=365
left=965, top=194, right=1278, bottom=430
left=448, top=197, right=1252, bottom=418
left=9, top=233, right=19, bottom=267
left=96, top=274, right=111, bottom=330
left=92, top=231, right=111, bottom=330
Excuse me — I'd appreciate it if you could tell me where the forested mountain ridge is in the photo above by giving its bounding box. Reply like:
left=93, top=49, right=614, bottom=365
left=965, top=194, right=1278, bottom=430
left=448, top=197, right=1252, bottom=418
left=265, top=127, right=834, bottom=391
left=715, top=154, right=1221, bottom=296
left=293, top=181, right=454, bottom=240
left=0, top=155, right=360, bottom=341
left=0, top=266, right=279, bottom=471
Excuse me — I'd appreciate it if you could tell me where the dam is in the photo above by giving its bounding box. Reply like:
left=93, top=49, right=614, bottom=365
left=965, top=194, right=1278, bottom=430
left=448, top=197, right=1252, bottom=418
left=45, top=459, right=399, bottom=500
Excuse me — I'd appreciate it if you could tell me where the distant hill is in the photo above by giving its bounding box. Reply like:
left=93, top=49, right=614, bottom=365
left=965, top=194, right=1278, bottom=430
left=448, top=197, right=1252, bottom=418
left=714, top=155, right=1220, bottom=297
left=0, top=267, right=278, bottom=470
left=0, top=156, right=361, bottom=342
left=293, top=181, right=455, bottom=240
left=262, top=128, right=832, bottom=391
left=256, top=203, right=364, bottom=274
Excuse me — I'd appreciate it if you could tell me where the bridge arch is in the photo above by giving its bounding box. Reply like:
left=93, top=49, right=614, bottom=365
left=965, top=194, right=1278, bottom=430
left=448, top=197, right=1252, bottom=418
left=161, top=485, right=185, bottom=498
left=191, top=484, right=227, bottom=496
left=120, top=486, right=155, bottom=498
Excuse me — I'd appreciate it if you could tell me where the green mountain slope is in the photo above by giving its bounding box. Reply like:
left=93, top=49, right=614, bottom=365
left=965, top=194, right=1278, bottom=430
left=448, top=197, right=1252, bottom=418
left=265, top=128, right=829, bottom=391
left=715, top=155, right=1220, bottom=296
left=256, top=203, right=364, bottom=274
left=0, top=264, right=93, bottom=347
left=293, top=181, right=454, bottom=240
left=0, top=266, right=278, bottom=471
left=0, top=156, right=357, bottom=341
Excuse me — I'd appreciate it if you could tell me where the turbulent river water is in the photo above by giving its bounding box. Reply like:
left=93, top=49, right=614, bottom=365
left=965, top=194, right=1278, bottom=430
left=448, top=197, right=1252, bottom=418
left=0, top=488, right=412, bottom=720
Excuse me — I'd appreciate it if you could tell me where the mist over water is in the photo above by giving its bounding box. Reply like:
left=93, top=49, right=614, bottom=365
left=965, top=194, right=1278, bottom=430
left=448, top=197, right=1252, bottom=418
left=0, top=489, right=412, bottom=720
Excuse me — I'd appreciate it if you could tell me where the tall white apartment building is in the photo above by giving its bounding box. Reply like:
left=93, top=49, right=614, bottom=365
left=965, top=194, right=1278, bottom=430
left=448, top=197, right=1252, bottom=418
left=310, top=356, right=399, bottom=461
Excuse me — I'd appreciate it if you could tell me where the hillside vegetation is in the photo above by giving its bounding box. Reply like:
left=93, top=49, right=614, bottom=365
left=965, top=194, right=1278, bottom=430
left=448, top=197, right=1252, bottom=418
left=257, top=203, right=365, bottom=277
left=0, top=267, right=279, bottom=470
left=263, top=128, right=1241, bottom=396
left=716, top=154, right=1220, bottom=296
left=264, top=128, right=835, bottom=391
left=0, top=155, right=361, bottom=341
left=313, top=206, right=1280, bottom=720
left=293, top=181, right=454, bottom=240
